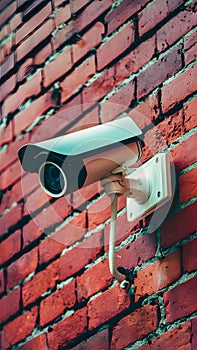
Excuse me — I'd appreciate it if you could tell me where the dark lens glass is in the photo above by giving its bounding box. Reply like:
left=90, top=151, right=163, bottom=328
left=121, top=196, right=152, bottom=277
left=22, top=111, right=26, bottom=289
left=43, top=164, right=65, bottom=195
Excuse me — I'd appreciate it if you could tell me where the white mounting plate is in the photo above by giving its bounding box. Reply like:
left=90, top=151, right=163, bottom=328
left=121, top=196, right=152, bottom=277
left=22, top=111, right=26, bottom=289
left=127, top=153, right=172, bottom=222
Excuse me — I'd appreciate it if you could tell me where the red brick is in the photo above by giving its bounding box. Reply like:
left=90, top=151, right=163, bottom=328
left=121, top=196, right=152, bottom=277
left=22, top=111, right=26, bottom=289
left=74, top=0, right=112, bottom=32
left=142, top=127, right=167, bottom=159
left=116, top=231, right=157, bottom=271
left=17, top=334, right=47, bottom=350
left=1, top=307, right=38, bottom=349
left=30, top=95, right=82, bottom=142
left=51, top=21, right=75, bottom=51
left=72, top=180, right=102, bottom=209
left=0, top=160, right=22, bottom=190
left=68, top=105, right=99, bottom=134
left=161, top=202, right=197, bottom=249
left=17, top=58, right=34, bottom=82
left=43, top=46, right=72, bottom=87
left=1, top=53, right=14, bottom=79
left=34, top=43, right=52, bottom=66
left=161, top=64, right=197, bottom=113
left=16, top=19, right=54, bottom=62
left=0, top=122, right=12, bottom=146
left=21, top=172, right=40, bottom=199
left=47, top=308, right=87, bottom=350
left=164, top=276, right=197, bottom=323
left=139, top=0, right=168, bottom=36
left=73, top=22, right=105, bottom=63
left=101, top=80, right=135, bottom=123
left=139, top=321, right=191, bottom=350
left=15, top=3, right=52, bottom=45
left=25, top=187, right=50, bottom=214
left=0, top=133, right=29, bottom=172
left=167, top=0, right=185, bottom=12
left=111, top=304, right=158, bottom=349
left=53, top=0, right=68, bottom=8
left=33, top=196, right=72, bottom=232
left=10, top=12, right=22, bottom=31
left=82, top=66, right=116, bottom=104
left=22, top=0, right=43, bottom=17
left=0, top=205, right=22, bottom=237
left=60, top=231, right=103, bottom=281
left=61, top=55, right=96, bottom=103
left=0, top=1, right=17, bottom=27
left=157, top=5, right=197, bottom=52
left=158, top=110, right=184, bottom=145
left=179, top=167, right=197, bottom=204
left=88, top=196, right=112, bottom=229
left=184, top=98, right=197, bottom=132
left=0, top=270, right=4, bottom=294
left=0, top=230, right=21, bottom=265
left=137, top=46, right=182, bottom=99
left=171, top=133, right=197, bottom=173
left=185, top=31, right=197, bottom=65
left=72, top=328, right=109, bottom=350
left=106, top=0, right=149, bottom=35
left=134, top=251, right=181, bottom=301
left=97, top=22, right=135, bottom=71
left=0, top=24, right=9, bottom=42
left=129, top=91, right=159, bottom=129
left=115, top=36, right=156, bottom=84
left=40, top=281, right=76, bottom=327
left=0, top=37, right=13, bottom=65
left=22, top=260, right=60, bottom=306
left=39, top=212, right=86, bottom=264
left=23, top=219, right=43, bottom=248
left=183, top=238, right=197, bottom=273
left=192, top=317, right=197, bottom=350
left=77, top=259, right=113, bottom=302
left=2, top=71, right=41, bottom=118
left=0, top=287, right=20, bottom=323
left=70, top=0, right=92, bottom=13
left=14, top=91, right=56, bottom=135
left=54, top=4, right=71, bottom=26
left=88, top=285, right=130, bottom=330
left=7, top=247, right=38, bottom=289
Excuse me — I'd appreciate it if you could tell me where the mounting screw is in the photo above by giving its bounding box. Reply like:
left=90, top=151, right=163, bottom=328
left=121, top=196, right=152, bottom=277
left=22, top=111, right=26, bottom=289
left=157, top=191, right=161, bottom=198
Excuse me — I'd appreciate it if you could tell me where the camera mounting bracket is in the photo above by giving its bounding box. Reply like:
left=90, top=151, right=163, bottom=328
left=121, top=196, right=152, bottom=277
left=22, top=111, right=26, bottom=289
left=126, top=153, right=172, bottom=222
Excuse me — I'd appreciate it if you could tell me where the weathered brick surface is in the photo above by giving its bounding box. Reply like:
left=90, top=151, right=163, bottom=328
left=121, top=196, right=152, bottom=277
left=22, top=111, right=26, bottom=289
left=138, top=0, right=168, bottom=36
left=40, top=280, right=76, bottom=327
left=135, top=251, right=181, bottom=301
left=111, top=304, right=158, bottom=349
left=88, top=285, right=130, bottom=330
left=164, top=276, right=197, bottom=323
left=161, top=64, right=197, bottom=113
left=137, top=46, right=182, bottom=99
left=0, top=230, right=21, bottom=265
left=47, top=308, right=87, bottom=350
left=97, top=22, right=135, bottom=71
left=22, top=260, right=60, bottom=307
left=0, top=287, right=20, bottom=323
left=138, top=321, right=192, bottom=350
left=72, top=328, right=109, bottom=350
left=183, top=238, right=197, bottom=273
left=160, top=202, right=197, bottom=249
left=1, top=307, right=38, bottom=349
left=7, top=247, right=38, bottom=289
left=0, top=1, right=196, bottom=349
left=61, top=55, right=96, bottom=103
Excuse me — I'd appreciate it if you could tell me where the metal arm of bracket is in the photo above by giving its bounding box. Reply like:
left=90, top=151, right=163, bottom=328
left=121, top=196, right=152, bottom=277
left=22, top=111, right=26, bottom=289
left=101, top=167, right=150, bottom=289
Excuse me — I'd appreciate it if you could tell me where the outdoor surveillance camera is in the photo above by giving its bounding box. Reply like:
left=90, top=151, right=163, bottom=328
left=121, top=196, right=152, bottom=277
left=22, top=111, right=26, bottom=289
left=18, top=117, right=142, bottom=197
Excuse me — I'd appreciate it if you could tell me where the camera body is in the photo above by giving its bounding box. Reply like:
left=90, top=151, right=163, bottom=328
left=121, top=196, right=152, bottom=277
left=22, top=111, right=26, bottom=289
left=18, top=117, right=142, bottom=197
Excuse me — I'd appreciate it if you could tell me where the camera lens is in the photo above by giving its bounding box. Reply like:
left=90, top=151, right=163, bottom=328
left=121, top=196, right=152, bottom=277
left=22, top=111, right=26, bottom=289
left=39, top=162, right=67, bottom=197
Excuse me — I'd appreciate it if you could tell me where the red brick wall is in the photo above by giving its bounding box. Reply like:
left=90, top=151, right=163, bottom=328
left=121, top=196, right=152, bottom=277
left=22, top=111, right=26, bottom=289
left=0, top=0, right=197, bottom=349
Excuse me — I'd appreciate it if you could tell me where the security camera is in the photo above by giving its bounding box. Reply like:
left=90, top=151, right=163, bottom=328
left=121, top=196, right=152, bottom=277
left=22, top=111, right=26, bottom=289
left=18, top=117, right=142, bottom=197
